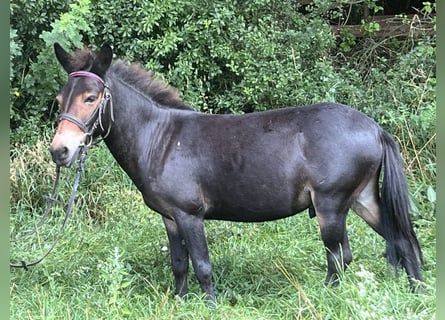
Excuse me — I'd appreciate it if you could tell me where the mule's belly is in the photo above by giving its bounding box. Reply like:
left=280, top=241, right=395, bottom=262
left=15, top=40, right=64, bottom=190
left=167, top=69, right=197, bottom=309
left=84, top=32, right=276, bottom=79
left=203, top=183, right=312, bottom=222
left=204, top=205, right=307, bottom=222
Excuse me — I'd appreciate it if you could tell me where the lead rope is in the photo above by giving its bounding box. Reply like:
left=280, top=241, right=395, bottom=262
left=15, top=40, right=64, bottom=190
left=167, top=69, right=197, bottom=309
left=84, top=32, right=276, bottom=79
left=10, top=145, right=89, bottom=269
left=10, top=166, right=61, bottom=243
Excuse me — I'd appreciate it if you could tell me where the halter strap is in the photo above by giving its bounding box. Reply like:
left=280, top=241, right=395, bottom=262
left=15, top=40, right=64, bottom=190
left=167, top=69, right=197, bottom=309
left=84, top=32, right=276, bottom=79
left=69, top=71, right=105, bottom=84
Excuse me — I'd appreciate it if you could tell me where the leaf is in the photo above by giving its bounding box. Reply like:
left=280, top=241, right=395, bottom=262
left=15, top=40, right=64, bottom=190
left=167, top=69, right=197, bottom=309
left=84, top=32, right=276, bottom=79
left=427, top=186, right=436, bottom=204
left=121, top=307, right=131, bottom=315
left=120, top=281, right=132, bottom=288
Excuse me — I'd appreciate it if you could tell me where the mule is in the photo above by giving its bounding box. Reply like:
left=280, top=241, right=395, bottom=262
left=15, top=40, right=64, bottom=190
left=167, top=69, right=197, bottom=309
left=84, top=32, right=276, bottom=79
left=49, top=43, right=423, bottom=302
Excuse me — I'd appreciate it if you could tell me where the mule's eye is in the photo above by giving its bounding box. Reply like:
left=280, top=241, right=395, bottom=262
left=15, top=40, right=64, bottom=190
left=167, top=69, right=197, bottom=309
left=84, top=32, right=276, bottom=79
left=84, top=95, right=97, bottom=104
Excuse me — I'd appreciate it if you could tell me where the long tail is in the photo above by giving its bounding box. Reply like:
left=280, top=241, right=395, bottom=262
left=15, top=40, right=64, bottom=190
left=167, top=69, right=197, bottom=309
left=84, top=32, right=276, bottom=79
left=379, top=130, right=423, bottom=286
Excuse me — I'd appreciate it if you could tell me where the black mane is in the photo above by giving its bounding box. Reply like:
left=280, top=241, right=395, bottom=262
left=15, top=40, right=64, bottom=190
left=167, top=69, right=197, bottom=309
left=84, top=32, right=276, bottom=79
left=108, top=61, right=193, bottom=110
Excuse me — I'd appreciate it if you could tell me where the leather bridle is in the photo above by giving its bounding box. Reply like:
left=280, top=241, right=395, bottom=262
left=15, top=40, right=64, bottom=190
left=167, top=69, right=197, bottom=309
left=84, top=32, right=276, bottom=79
left=58, top=71, right=114, bottom=145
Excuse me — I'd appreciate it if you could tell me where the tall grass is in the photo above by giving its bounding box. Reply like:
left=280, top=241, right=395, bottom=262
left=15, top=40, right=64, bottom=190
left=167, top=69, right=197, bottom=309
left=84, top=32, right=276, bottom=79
left=10, top=137, right=435, bottom=319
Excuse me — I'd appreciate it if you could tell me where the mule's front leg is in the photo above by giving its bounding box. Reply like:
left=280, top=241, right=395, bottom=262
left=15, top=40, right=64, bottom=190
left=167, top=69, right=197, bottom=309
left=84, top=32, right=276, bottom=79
left=174, top=210, right=216, bottom=303
left=163, top=217, right=189, bottom=297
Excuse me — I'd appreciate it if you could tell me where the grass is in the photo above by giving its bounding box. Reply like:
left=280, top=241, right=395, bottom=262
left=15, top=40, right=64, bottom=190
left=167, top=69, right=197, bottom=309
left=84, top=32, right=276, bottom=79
left=10, top=138, right=436, bottom=319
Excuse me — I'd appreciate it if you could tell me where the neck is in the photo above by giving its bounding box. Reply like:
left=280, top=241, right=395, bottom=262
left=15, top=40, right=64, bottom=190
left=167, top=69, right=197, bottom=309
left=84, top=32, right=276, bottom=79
left=101, top=76, right=187, bottom=191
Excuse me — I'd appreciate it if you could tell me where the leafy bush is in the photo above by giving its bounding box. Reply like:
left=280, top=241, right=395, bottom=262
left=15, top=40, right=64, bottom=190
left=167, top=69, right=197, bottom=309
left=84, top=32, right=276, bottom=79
left=10, top=0, right=69, bottom=133
left=366, top=39, right=436, bottom=217
left=10, top=0, right=90, bottom=145
left=9, top=0, right=69, bottom=69
left=85, top=0, right=339, bottom=113
left=9, top=28, right=22, bottom=83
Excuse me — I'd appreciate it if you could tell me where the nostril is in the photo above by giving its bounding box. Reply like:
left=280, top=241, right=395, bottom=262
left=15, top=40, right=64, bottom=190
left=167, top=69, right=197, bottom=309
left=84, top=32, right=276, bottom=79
left=50, top=146, right=69, bottom=161
left=60, top=146, right=68, bottom=156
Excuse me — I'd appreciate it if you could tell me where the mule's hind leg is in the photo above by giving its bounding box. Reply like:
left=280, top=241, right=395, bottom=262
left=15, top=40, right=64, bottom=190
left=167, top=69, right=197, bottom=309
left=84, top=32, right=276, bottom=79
left=352, top=177, right=424, bottom=289
left=163, top=217, right=190, bottom=297
left=313, top=195, right=352, bottom=285
left=351, top=176, right=382, bottom=235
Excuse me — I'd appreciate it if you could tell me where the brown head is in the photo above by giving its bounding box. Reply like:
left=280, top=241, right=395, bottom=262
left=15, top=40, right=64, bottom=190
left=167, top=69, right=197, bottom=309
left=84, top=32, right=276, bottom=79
left=50, top=43, right=113, bottom=167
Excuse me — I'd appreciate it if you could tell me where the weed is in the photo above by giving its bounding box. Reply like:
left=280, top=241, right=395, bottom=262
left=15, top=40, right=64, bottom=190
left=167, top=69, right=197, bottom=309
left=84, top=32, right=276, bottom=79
left=97, top=246, right=133, bottom=317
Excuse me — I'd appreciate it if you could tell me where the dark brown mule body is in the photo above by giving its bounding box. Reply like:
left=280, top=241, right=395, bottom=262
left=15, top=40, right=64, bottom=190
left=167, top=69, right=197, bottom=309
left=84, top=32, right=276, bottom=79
left=50, top=44, right=423, bottom=302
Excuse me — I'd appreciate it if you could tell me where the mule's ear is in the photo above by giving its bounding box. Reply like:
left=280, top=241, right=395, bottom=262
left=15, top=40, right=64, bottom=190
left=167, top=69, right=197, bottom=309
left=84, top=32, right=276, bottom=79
left=54, top=42, right=75, bottom=73
left=90, top=43, right=113, bottom=77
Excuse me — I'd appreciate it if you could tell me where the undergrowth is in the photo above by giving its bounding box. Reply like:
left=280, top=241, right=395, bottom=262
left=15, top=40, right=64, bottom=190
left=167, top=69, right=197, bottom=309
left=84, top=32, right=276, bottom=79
left=10, top=136, right=436, bottom=319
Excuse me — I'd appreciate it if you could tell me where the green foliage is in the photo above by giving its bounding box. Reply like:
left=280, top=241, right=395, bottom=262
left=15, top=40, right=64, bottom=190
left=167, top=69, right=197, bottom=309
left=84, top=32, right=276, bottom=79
left=361, top=20, right=380, bottom=34
left=366, top=0, right=384, bottom=14
left=9, top=28, right=22, bottom=83
left=339, top=30, right=357, bottom=52
left=97, top=246, right=133, bottom=316
left=10, top=0, right=91, bottom=145
left=84, top=0, right=338, bottom=113
left=9, top=0, right=70, bottom=65
left=356, top=38, right=436, bottom=214
left=421, top=1, right=436, bottom=15
left=9, top=0, right=69, bottom=133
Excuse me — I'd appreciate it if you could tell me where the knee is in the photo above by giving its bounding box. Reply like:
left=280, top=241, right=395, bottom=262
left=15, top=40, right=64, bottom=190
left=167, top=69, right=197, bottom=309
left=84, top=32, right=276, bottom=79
left=195, top=261, right=212, bottom=281
left=172, top=257, right=188, bottom=276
